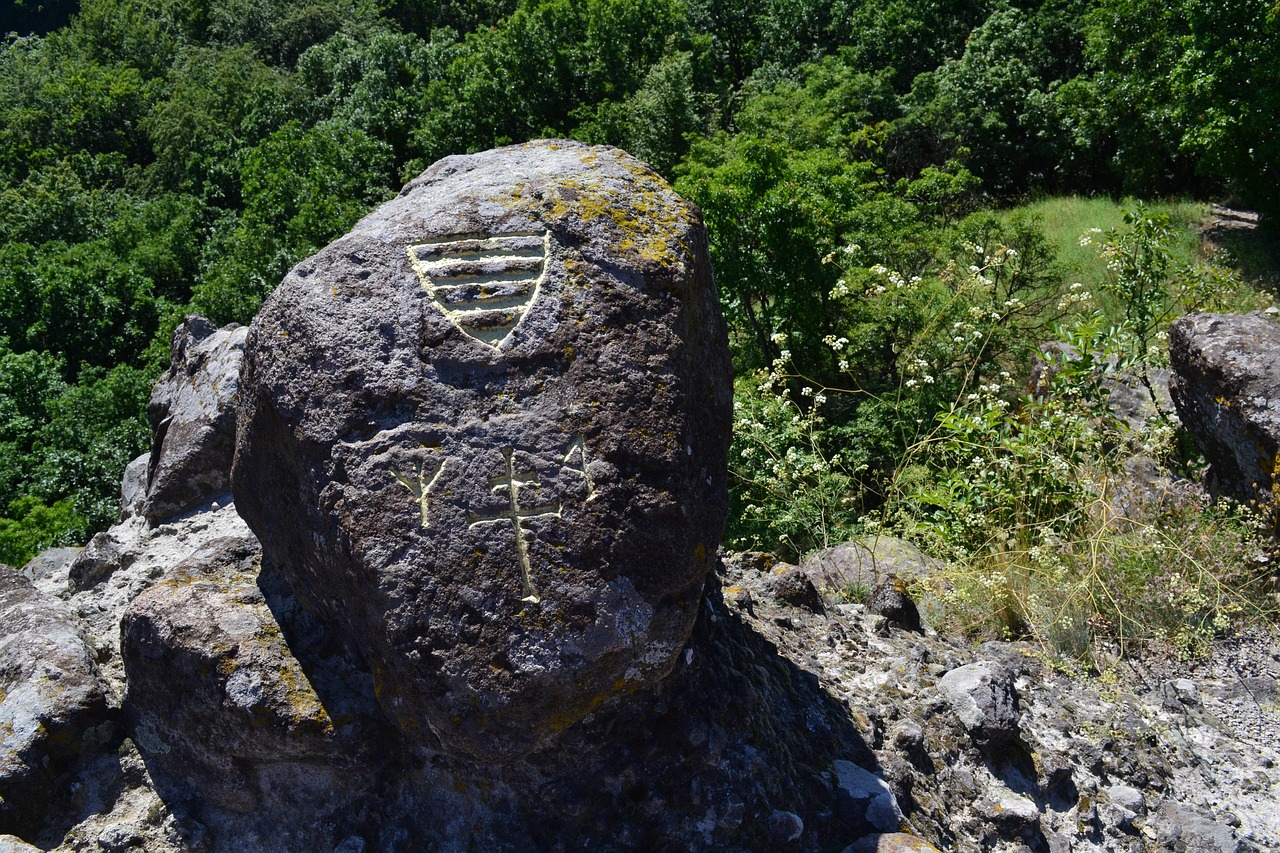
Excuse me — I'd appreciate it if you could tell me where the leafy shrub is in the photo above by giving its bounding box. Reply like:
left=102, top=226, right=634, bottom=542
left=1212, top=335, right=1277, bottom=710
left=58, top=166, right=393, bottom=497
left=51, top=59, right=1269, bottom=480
left=729, top=209, right=1276, bottom=660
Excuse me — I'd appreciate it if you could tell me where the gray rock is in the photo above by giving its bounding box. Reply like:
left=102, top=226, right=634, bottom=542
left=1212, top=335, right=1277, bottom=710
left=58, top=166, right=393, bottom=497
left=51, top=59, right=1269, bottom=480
left=142, top=316, right=246, bottom=524
left=833, top=759, right=905, bottom=834
left=119, top=453, right=150, bottom=521
left=767, top=810, right=803, bottom=844
left=233, top=140, right=732, bottom=763
left=843, top=834, right=942, bottom=853
left=765, top=563, right=824, bottom=613
left=68, top=530, right=131, bottom=591
left=0, top=567, right=114, bottom=838
left=867, top=574, right=922, bottom=633
left=1104, top=367, right=1173, bottom=432
left=937, top=661, right=1021, bottom=743
left=120, top=537, right=384, bottom=819
left=1170, top=311, right=1280, bottom=513
left=19, top=546, right=80, bottom=583
left=802, top=537, right=940, bottom=597
left=0, top=836, right=42, bottom=853
left=1153, top=801, right=1239, bottom=852
left=976, top=789, right=1040, bottom=829
left=96, top=823, right=142, bottom=851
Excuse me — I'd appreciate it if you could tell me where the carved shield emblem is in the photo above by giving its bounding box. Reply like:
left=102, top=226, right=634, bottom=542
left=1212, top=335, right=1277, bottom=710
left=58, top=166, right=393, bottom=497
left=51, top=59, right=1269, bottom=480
left=407, top=231, right=549, bottom=347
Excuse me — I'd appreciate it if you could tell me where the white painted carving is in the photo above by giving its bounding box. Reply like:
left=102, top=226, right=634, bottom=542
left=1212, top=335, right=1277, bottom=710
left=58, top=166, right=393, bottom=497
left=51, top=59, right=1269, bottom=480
left=394, top=459, right=446, bottom=527
left=407, top=232, right=549, bottom=348
left=468, top=449, right=561, bottom=604
left=561, top=436, right=596, bottom=500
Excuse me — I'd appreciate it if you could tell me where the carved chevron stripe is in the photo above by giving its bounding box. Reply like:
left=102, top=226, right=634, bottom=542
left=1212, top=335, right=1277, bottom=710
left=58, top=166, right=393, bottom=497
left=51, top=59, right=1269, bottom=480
left=407, top=232, right=549, bottom=347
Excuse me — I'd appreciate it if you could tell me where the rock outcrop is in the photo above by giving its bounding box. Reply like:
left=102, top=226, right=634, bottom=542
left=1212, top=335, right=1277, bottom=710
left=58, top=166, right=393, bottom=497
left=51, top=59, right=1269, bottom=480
left=142, top=316, right=247, bottom=524
left=232, top=139, right=733, bottom=762
left=0, top=569, right=114, bottom=839
left=1170, top=311, right=1280, bottom=514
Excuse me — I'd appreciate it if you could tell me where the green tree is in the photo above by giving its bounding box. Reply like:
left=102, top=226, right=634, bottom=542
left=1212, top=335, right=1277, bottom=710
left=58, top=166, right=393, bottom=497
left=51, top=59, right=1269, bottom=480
left=193, top=118, right=394, bottom=323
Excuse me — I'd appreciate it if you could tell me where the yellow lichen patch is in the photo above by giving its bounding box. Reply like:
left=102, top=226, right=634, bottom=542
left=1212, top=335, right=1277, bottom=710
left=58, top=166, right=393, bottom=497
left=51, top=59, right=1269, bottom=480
left=542, top=677, right=633, bottom=733
left=272, top=658, right=334, bottom=734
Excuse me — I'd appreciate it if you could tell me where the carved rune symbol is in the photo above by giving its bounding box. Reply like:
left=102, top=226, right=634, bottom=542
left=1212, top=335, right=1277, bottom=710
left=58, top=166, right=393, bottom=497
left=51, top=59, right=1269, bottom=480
left=393, top=459, right=446, bottom=527
left=468, top=449, right=561, bottom=604
left=561, top=436, right=597, bottom=501
left=407, top=232, right=549, bottom=348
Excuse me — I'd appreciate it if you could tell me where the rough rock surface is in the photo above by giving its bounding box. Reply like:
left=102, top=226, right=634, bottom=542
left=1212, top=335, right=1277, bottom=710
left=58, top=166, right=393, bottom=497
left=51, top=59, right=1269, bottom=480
left=803, top=537, right=942, bottom=594
left=233, top=140, right=732, bottom=762
left=121, top=536, right=390, bottom=833
left=0, top=569, right=113, bottom=839
left=143, top=316, right=247, bottom=523
left=1170, top=311, right=1280, bottom=513
left=867, top=574, right=922, bottom=634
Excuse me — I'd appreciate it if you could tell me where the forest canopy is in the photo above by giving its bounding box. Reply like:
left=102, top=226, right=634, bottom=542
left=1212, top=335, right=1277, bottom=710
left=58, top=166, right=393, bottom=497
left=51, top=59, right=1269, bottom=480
left=1, top=0, right=1277, bottom=571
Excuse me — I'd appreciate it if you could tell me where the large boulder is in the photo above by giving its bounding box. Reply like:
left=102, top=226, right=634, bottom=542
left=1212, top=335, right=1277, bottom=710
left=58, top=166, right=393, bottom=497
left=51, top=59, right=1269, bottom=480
left=0, top=567, right=114, bottom=838
left=121, top=537, right=386, bottom=836
left=143, top=315, right=247, bottom=523
left=1169, top=311, right=1280, bottom=511
left=233, top=140, right=732, bottom=762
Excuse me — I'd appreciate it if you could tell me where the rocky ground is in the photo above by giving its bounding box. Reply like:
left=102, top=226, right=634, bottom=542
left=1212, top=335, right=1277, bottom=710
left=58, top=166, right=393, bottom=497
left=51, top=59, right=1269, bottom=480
left=726, top=546, right=1280, bottom=852
left=6, top=520, right=1278, bottom=851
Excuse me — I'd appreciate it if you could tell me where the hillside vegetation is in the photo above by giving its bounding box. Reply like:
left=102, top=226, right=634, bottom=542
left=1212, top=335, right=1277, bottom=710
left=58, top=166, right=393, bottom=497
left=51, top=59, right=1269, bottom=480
left=2, top=0, right=1278, bottom=659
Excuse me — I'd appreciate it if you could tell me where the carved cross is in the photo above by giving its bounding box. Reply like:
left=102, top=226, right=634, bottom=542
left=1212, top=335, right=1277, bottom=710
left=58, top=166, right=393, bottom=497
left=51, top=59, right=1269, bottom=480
left=468, top=449, right=561, bottom=604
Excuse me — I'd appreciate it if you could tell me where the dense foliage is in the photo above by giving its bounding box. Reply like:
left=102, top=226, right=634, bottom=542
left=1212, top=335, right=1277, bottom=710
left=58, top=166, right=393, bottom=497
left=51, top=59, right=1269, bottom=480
left=2, top=0, right=1277, bottom=656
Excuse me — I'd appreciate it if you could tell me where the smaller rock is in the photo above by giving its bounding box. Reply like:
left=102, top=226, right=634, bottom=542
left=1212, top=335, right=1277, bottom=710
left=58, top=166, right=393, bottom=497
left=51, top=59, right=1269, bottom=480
left=843, top=833, right=942, bottom=853
left=0, top=836, right=42, bottom=853
left=1173, top=678, right=1200, bottom=705
left=767, top=564, right=825, bottom=613
left=723, top=551, right=778, bottom=575
left=142, top=316, right=247, bottom=524
left=803, top=538, right=940, bottom=595
left=68, top=531, right=130, bottom=590
left=890, top=719, right=924, bottom=752
left=0, top=569, right=114, bottom=839
left=121, top=537, right=384, bottom=817
left=767, top=810, right=804, bottom=844
left=20, top=546, right=80, bottom=584
left=722, top=584, right=754, bottom=614
left=833, top=759, right=905, bottom=834
left=867, top=574, right=922, bottom=633
left=97, top=823, right=143, bottom=851
left=332, top=837, right=366, bottom=853
left=937, top=661, right=1020, bottom=744
left=118, top=453, right=150, bottom=521
left=1107, top=784, right=1146, bottom=816
left=976, top=789, right=1040, bottom=829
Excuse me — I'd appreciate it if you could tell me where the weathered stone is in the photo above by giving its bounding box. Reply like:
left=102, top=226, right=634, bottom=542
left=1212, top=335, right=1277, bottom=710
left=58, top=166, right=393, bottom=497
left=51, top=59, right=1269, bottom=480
left=19, top=546, right=80, bottom=584
left=802, top=537, right=940, bottom=596
left=867, top=574, right=922, bottom=633
left=833, top=760, right=905, bottom=834
left=233, top=140, right=732, bottom=762
left=937, top=661, right=1020, bottom=744
left=767, top=810, right=804, bottom=844
left=0, top=835, right=41, bottom=853
left=0, top=567, right=114, bottom=839
left=766, top=563, right=824, bottom=613
left=143, top=316, right=247, bottom=524
left=843, top=833, right=942, bottom=853
left=68, top=530, right=131, bottom=591
left=121, top=537, right=384, bottom=821
left=1169, top=311, right=1280, bottom=513
left=119, top=453, right=150, bottom=521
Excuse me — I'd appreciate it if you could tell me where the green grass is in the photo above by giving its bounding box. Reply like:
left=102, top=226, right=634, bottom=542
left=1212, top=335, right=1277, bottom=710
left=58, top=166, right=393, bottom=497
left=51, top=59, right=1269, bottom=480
left=1014, top=195, right=1280, bottom=319
left=1018, top=195, right=1207, bottom=292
